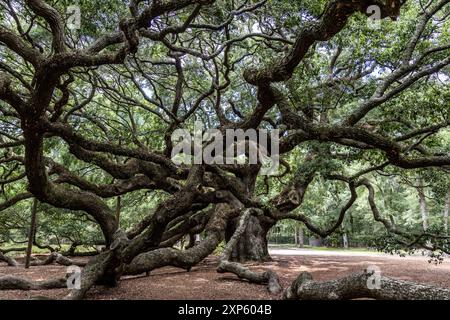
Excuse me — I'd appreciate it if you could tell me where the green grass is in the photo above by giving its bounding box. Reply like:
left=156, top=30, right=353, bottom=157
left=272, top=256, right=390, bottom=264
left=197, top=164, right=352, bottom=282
left=1, top=243, right=50, bottom=254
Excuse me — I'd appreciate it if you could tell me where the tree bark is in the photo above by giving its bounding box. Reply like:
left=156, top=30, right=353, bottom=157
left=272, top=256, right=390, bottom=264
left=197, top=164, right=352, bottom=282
left=25, top=198, right=38, bottom=269
left=284, top=269, right=450, bottom=300
left=226, top=215, right=272, bottom=262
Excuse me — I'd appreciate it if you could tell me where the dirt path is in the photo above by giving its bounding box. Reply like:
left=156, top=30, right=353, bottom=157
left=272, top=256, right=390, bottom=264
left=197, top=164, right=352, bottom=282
left=1, top=249, right=449, bottom=300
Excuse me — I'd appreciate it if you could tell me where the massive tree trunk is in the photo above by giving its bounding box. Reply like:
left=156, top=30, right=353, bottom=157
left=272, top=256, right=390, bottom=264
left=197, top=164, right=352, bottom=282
left=224, top=169, right=273, bottom=262
left=226, top=215, right=273, bottom=262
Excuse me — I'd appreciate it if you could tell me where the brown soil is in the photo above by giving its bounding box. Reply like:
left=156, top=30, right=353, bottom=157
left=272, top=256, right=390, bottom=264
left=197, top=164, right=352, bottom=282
left=1, top=253, right=449, bottom=300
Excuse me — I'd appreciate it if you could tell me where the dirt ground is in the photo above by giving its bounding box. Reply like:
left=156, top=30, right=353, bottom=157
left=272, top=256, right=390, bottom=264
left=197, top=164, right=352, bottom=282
left=1, top=249, right=450, bottom=300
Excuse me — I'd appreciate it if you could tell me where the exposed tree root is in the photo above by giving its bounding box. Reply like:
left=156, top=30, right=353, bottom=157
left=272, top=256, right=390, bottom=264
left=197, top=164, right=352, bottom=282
left=0, top=275, right=66, bottom=290
left=284, top=269, right=450, bottom=300
left=217, top=261, right=281, bottom=294
left=217, top=209, right=282, bottom=294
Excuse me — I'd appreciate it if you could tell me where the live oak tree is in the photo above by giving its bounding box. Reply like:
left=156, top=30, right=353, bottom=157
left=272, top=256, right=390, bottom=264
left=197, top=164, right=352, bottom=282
left=0, top=0, right=449, bottom=299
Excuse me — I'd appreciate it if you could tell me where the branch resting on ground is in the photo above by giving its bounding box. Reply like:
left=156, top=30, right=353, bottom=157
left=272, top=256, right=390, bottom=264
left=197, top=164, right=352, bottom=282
left=30, top=252, right=86, bottom=267
left=0, top=276, right=66, bottom=290
left=284, top=269, right=450, bottom=300
left=217, top=209, right=282, bottom=294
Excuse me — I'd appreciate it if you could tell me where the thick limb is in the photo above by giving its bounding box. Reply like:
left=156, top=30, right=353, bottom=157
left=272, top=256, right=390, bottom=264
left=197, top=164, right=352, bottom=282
left=284, top=270, right=450, bottom=300
left=124, top=205, right=235, bottom=275
left=0, top=276, right=66, bottom=290
left=30, top=252, right=86, bottom=267
left=0, top=250, right=19, bottom=267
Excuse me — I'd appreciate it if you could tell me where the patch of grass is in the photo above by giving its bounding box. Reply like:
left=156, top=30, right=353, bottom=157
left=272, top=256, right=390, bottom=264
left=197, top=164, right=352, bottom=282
left=268, top=243, right=381, bottom=254
left=1, top=243, right=98, bottom=256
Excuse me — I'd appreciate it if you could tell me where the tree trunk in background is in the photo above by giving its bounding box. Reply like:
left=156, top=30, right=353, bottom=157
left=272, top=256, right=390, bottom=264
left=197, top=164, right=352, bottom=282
left=298, top=227, right=304, bottom=248
left=444, top=189, right=449, bottom=236
left=25, top=199, right=38, bottom=269
left=342, top=232, right=349, bottom=249
left=227, top=216, right=272, bottom=262
left=341, top=222, right=349, bottom=249
left=294, top=227, right=298, bottom=246
left=417, top=179, right=428, bottom=232
left=115, top=196, right=121, bottom=227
